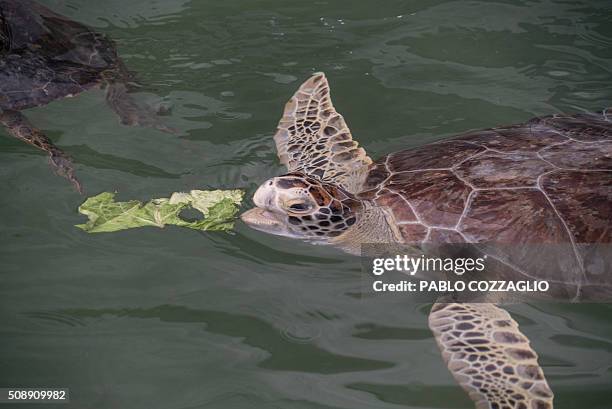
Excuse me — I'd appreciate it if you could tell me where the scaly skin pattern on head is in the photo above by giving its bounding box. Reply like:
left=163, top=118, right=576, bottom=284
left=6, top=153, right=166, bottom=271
left=242, top=172, right=364, bottom=243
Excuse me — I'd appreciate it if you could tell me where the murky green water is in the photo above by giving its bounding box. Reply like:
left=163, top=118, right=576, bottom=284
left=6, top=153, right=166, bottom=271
left=1, top=0, right=612, bottom=408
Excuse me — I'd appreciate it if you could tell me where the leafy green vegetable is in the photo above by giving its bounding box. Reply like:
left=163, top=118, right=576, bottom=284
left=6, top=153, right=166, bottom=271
left=76, top=190, right=243, bottom=233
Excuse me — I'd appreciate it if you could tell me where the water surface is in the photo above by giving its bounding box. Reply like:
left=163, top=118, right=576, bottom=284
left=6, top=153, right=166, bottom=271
left=1, top=0, right=611, bottom=408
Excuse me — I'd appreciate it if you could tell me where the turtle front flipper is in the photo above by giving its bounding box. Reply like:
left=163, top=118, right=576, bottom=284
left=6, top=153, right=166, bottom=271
left=429, top=303, right=553, bottom=409
left=0, top=110, right=81, bottom=192
left=273, top=73, right=372, bottom=193
left=105, top=82, right=177, bottom=134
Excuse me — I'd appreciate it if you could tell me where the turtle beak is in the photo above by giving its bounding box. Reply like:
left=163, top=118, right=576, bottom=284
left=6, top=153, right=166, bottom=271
left=240, top=179, right=289, bottom=235
left=252, top=180, right=273, bottom=208
left=241, top=207, right=284, bottom=231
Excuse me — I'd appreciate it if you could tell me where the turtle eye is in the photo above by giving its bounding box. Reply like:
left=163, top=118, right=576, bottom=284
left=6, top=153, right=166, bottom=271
left=287, top=201, right=312, bottom=213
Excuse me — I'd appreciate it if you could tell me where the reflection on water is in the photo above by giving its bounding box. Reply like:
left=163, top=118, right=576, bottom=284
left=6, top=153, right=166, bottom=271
left=1, top=0, right=611, bottom=408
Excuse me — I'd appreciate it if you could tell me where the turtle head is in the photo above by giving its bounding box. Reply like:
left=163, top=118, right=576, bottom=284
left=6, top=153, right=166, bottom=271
left=241, top=173, right=362, bottom=242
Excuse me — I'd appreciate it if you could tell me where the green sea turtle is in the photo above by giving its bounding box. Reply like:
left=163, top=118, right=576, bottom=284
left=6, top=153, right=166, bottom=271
left=0, top=0, right=172, bottom=191
left=241, top=73, right=612, bottom=409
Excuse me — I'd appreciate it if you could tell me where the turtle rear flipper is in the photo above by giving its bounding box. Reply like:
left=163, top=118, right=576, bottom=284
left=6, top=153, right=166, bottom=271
left=105, top=82, right=177, bottom=134
left=0, top=110, right=81, bottom=192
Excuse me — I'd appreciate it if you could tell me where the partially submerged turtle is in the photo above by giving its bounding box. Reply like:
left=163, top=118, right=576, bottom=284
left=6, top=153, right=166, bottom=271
left=0, top=0, right=172, bottom=191
left=242, top=73, right=612, bottom=409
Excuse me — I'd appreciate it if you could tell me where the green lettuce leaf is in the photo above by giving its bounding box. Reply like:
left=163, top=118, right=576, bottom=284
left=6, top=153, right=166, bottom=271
left=76, top=190, right=244, bottom=233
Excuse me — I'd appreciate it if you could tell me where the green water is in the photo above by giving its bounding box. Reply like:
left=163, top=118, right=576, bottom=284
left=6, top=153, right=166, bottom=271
left=1, top=0, right=612, bottom=408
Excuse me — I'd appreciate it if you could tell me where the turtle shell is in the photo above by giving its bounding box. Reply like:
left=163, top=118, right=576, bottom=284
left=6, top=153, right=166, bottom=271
left=0, top=0, right=124, bottom=110
left=359, top=110, right=612, bottom=299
